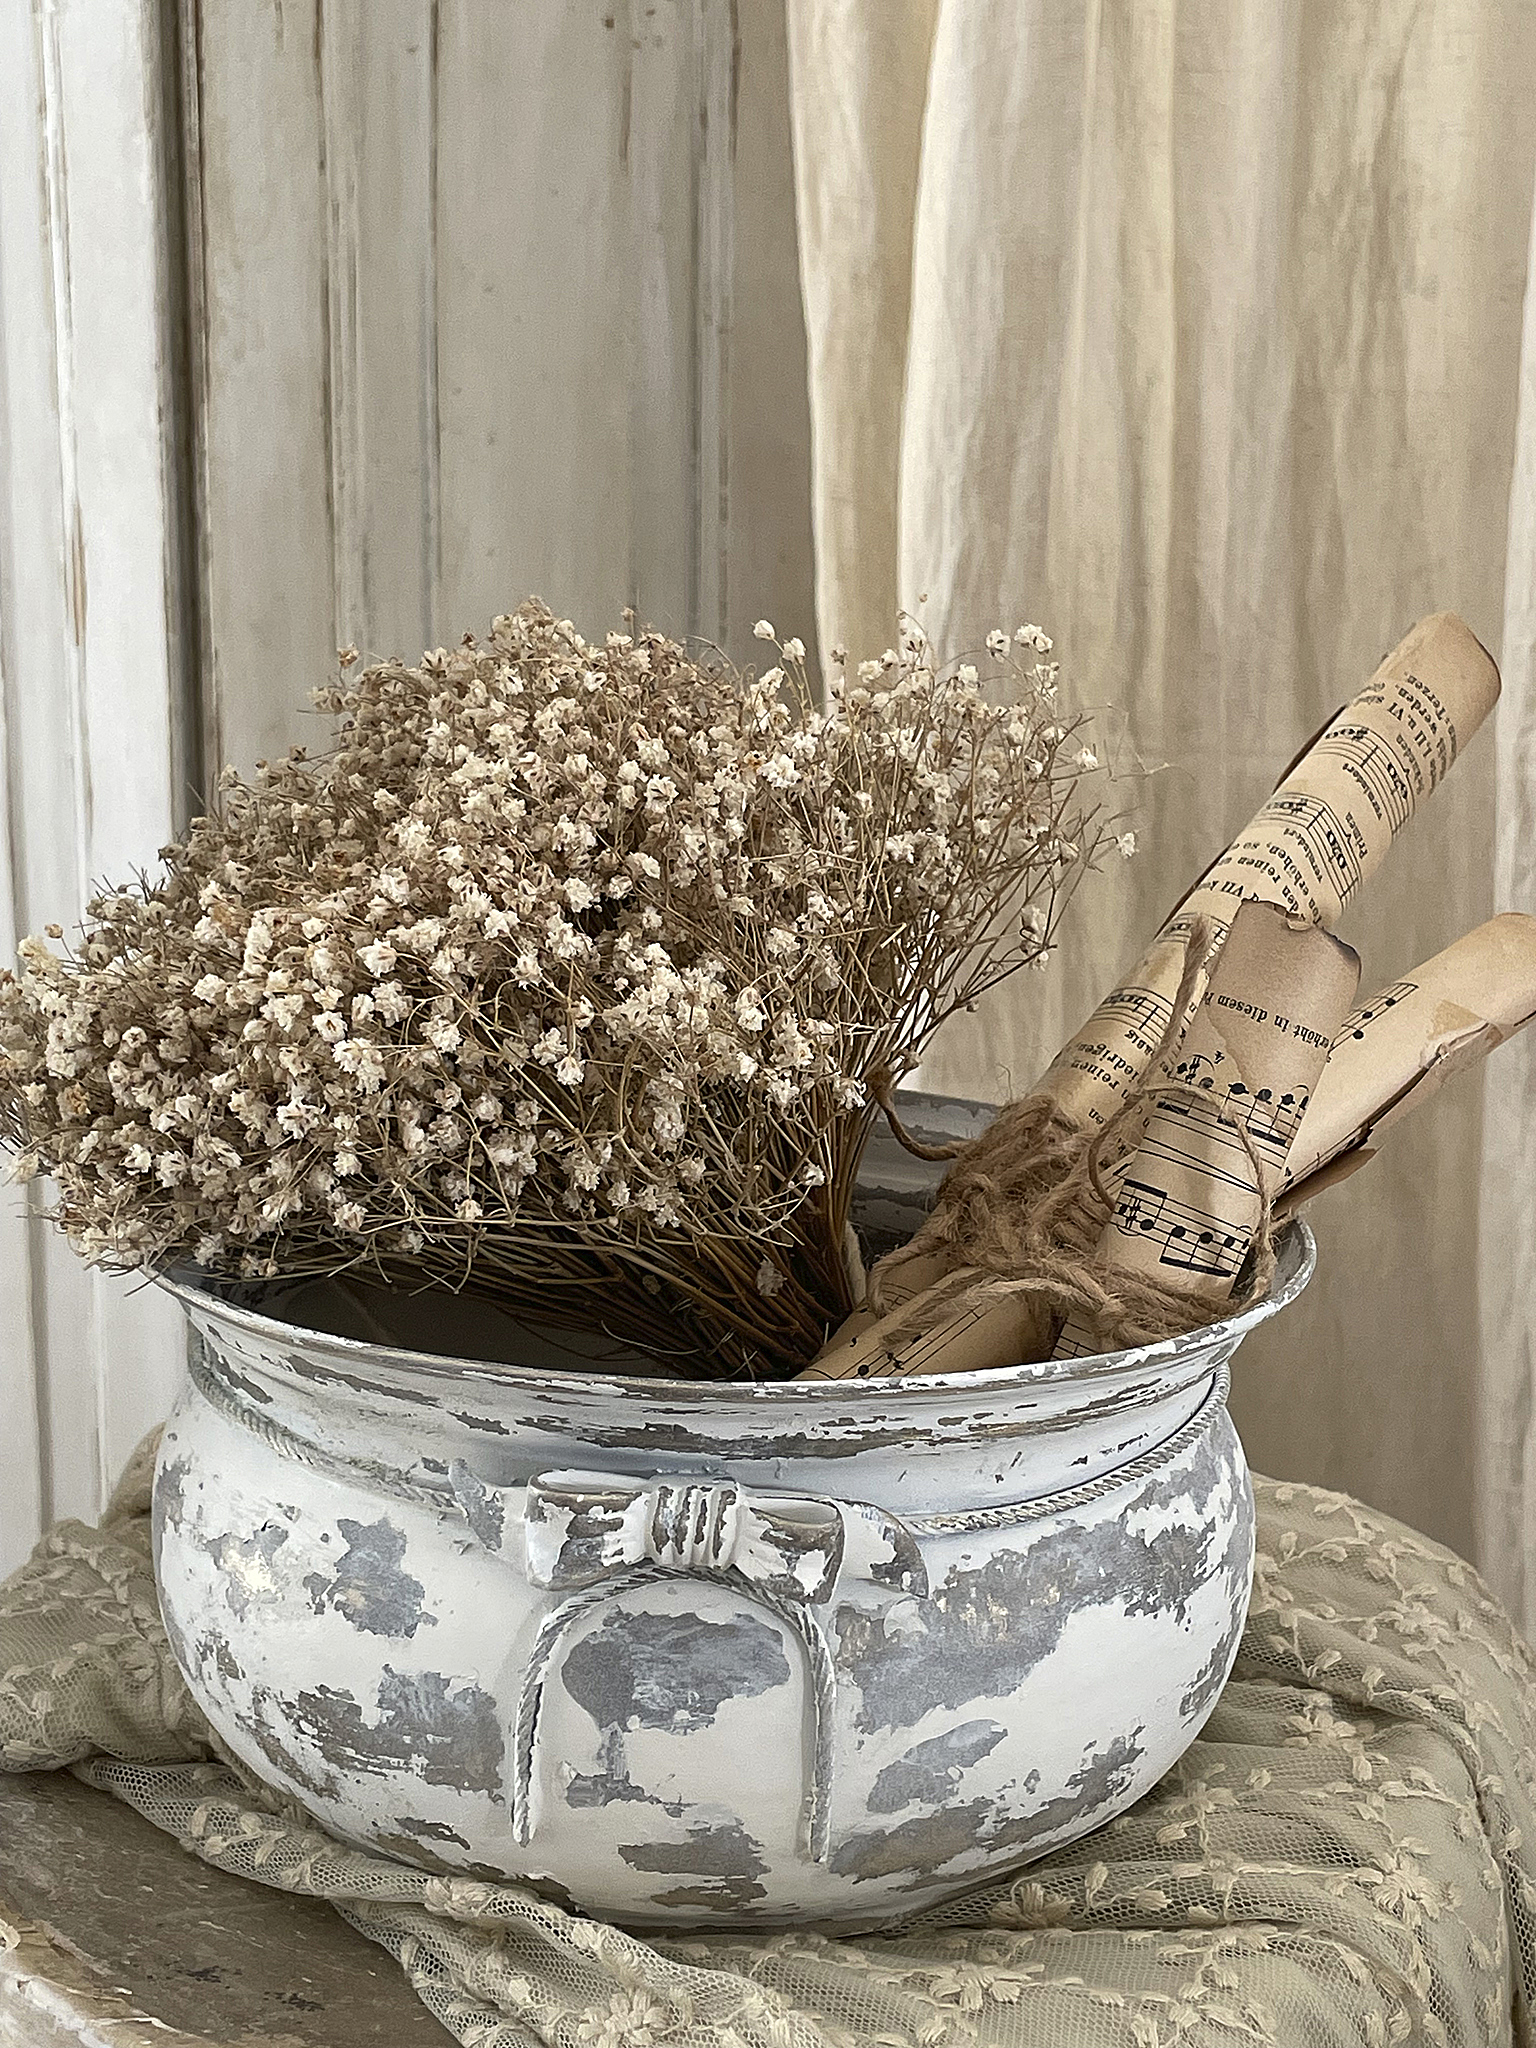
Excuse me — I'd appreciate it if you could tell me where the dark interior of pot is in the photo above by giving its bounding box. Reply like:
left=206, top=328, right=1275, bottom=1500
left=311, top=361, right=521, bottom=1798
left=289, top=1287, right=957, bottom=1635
left=174, top=1091, right=994, bottom=1375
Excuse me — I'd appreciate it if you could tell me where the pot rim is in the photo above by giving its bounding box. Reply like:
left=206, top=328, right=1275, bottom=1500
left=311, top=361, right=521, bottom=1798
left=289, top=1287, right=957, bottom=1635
left=152, top=1217, right=1315, bottom=1407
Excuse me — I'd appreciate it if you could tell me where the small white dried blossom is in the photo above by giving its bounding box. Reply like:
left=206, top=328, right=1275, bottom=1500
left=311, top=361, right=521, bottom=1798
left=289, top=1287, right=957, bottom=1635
left=753, top=619, right=776, bottom=641
left=0, top=598, right=1104, bottom=1380
left=1116, top=832, right=1137, bottom=859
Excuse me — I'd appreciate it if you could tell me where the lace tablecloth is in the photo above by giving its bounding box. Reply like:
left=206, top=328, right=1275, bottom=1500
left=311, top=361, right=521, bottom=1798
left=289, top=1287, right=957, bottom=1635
left=2, top=1436, right=1532, bottom=2048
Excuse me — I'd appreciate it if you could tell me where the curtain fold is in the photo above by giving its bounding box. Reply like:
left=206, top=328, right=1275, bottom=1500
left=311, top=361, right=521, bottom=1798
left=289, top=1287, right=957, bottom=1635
left=788, top=0, right=1536, bottom=1613
left=1481, top=187, right=1536, bottom=1629
left=785, top=0, right=940, bottom=662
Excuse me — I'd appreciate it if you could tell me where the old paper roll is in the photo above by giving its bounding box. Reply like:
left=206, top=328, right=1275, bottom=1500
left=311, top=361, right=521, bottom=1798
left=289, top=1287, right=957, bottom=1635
left=1037, top=612, right=1498, bottom=1129
left=803, top=904, right=1359, bottom=1383
left=1280, top=912, right=1536, bottom=1203
left=797, top=1270, right=1050, bottom=1383
left=1053, top=901, right=1361, bottom=1357
left=801, top=612, right=1494, bottom=1383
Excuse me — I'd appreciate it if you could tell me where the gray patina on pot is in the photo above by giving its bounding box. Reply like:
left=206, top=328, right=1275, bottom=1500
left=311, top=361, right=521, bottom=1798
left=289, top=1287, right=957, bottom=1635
left=150, top=1115, right=1313, bottom=1931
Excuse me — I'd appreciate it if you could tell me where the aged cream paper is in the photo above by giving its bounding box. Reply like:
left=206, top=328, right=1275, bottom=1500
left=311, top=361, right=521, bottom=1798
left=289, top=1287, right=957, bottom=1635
left=1053, top=902, right=1360, bottom=1356
left=1280, top=913, right=1536, bottom=1201
left=804, top=904, right=1359, bottom=1383
left=1037, top=612, right=1498, bottom=1129
left=798, top=1273, right=1052, bottom=1383
left=801, top=614, right=1495, bottom=1383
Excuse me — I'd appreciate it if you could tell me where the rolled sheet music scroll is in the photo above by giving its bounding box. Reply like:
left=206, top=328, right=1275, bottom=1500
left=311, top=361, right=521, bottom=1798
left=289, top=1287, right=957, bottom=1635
left=802, top=902, right=1360, bottom=1383
left=1279, top=912, right=1536, bottom=1204
left=1037, top=612, right=1499, bottom=1129
left=798, top=1261, right=1054, bottom=1383
left=1053, top=900, right=1361, bottom=1357
left=800, top=613, right=1495, bottom=1383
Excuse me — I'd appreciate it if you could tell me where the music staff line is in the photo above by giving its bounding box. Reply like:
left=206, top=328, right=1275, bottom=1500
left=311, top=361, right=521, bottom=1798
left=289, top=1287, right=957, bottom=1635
left=1313, top=725, right=1416, bottom=834
left=1257, top=793, right=1366, bottom=908
left=1154, top=1074, right=1310, bottom=1168
left=1110, top=1176, right=1251, bottom=1280
left=1339, top=979, right=1418, bottom=1041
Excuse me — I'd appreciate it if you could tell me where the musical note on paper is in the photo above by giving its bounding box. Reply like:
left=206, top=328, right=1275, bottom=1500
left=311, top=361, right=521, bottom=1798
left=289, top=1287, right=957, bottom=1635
left=1114, top=1178, right=1166, bottom=1238
left=1166, top=1052, right=1312, bottom=1171
left=801, top=623, right=1504, bottom=1386
left=879, top=1291, right=1023, bottom=1380
left=1313, top=723, right=1414, bottom=834
left=1160, top=1223, right=1248, bottom=1278
left=1340, top=980, right=1418, bottom=1042
left=1099, top=984, right=1175, bottom=1050
left=1240, top=792, right=1365, bottom=916
left=1230, top=1083, right=1309, bottom=1160
left=1042, top=949, right=1187, bottom=1125
left=1169, top=1050, right=1220, bottom=1093
left=1111, top=1178, right=1247, bottom=1279
left=1139, top=1094, right=1263, bottom=1202
left=1283, top=916, right=1536, bottom=1195
left=1036, top=615, right=1498, bottom=1132
left=801, top=1270, right=1054, bottom=1384
left=1053, top=900, right=1362, bottom=1357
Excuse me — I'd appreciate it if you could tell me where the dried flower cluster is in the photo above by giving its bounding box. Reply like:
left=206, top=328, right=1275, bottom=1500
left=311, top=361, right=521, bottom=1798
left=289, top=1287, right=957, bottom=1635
left=0, top=601, right=1108, bottom=1377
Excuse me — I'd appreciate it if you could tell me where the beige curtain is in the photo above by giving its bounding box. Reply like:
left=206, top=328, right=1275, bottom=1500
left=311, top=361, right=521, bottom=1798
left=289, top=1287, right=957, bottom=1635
left=787, top=0, right=1536, bottom=1616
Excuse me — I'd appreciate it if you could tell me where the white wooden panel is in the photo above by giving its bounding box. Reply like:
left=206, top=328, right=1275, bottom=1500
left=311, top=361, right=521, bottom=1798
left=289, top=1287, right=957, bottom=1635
left=722, top=0, right=819, bottom=656
left=0, top=4, right=64, bottom=1569
left=433, top=5, right=670, bottom=636
left=191, top=0, right=817, bottom=775
left=318, top=0, right=439, bottom=662
left=186, top=0, right=335, bottom=776
left=622, top=1, right=713, bottom=634
left=0, top=0, right=190, bottom=1567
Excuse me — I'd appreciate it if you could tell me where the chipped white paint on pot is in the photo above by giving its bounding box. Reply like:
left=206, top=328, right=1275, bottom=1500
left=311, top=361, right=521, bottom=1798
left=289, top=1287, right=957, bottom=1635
left=150, top=1219, right=1314, bottom=1931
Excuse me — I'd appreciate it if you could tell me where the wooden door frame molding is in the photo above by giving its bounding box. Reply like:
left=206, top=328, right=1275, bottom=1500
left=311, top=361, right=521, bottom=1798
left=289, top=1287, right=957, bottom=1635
left=0, top=0, right=195, bottom=1566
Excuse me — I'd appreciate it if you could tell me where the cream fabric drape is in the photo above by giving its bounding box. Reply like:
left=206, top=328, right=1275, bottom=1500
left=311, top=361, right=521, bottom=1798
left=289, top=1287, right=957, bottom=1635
left=788, top=0, right=1536, bottom=1615
left=1483, top=191, right=1536, bottom=1633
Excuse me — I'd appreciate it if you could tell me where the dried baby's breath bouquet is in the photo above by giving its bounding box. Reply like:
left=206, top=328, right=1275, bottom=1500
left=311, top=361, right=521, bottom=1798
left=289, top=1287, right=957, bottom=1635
left=0, top=601, right=1108, bottom=1378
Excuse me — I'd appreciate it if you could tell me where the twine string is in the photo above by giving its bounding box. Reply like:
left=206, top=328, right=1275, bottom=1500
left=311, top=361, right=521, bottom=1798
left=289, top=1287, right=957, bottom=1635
left=861, top=917, right=1280, bottom=1355
left=869, top=1070, right=970, bottom=1163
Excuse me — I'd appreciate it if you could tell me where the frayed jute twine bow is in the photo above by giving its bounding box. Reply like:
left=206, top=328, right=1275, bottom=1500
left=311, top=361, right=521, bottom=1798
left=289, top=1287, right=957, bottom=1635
left=867, top=919, right=1280, bottom=1356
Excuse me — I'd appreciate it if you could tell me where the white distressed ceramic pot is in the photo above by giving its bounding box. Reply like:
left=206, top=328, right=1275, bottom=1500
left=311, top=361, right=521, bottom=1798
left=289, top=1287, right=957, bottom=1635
left=151, top=1155, right=1312, bottom=1932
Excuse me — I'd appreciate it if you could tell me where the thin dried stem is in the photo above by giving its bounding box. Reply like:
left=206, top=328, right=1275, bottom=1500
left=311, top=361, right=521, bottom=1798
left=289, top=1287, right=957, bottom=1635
left=0, top=604, right=1114, bottom=1379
